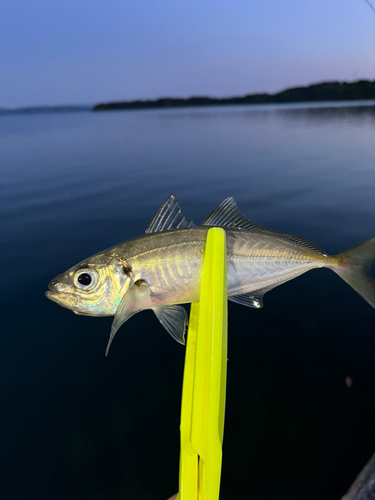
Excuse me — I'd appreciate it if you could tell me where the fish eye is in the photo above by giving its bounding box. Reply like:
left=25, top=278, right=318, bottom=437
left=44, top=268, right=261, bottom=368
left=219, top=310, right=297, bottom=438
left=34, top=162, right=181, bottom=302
left=78, top=273, right=91, bottom=285
left=74, top=269, right=98, bottom=291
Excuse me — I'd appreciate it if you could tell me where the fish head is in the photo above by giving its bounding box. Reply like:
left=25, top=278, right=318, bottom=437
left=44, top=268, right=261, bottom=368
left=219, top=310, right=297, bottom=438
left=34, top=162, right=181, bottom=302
left=45, top=254, right=131, bottom=316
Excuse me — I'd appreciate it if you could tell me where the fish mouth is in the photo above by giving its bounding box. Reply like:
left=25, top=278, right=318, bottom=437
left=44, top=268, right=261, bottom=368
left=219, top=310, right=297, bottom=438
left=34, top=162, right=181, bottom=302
left=45, top=280, right=75, bottom=309
left=47, top=279, right=59, bottom=294
left=45, top=289, right=79, bottom=314
left=45, top=289, right=66, bottom=306
left=45, top=290, right=58, bottom=301
left=46, top=280, right=60, bottom=302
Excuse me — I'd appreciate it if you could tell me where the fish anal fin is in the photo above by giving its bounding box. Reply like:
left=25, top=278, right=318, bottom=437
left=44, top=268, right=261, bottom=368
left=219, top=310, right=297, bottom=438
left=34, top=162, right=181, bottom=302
left=228, top=284, right=278, bottom=309
left=203, top=197, right=326, bottom=255
left=145, top=194, right=195, bottom=233
left=228, top=292, right=264, bottom=309
left=152, top=305, right=188, bottom=345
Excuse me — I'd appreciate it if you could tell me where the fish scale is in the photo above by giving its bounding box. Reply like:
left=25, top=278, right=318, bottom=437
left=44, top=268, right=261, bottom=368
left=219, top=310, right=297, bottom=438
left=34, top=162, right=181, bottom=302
left=225, top=229, right=324, bottom=295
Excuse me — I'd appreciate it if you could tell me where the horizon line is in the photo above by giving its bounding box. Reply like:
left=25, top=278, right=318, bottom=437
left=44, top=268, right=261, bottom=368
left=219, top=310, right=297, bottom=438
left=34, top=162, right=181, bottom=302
left=2, top=77, right=375, bottom=111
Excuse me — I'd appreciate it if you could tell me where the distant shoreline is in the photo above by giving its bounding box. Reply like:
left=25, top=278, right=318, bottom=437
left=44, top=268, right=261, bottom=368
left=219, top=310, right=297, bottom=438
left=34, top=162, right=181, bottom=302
left=1, top=80, right=375, bottom=115
left=0, top=105, right=91, bottom=115
left=93, top=80, right=375, bottom=112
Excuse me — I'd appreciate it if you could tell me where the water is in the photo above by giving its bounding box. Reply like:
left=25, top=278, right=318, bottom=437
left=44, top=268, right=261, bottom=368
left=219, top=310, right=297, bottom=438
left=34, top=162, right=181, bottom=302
left=1, top=102, right=375, bottom=500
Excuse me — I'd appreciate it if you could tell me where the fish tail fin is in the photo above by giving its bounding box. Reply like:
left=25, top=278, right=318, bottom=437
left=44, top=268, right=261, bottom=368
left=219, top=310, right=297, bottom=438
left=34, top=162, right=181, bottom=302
left=328, top=238, right=375, bottom=308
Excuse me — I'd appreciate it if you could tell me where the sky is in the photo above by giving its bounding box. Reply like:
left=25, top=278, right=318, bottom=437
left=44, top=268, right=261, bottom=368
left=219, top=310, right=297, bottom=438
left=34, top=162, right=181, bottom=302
left=1, top=0, right=375, bottom=107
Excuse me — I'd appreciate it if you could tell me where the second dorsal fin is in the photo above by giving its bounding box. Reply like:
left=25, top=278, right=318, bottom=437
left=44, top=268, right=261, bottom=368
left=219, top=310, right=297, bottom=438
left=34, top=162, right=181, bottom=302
left=202, top=197, right=326, bottom=255
left=145, top=194, right=195, bottom=233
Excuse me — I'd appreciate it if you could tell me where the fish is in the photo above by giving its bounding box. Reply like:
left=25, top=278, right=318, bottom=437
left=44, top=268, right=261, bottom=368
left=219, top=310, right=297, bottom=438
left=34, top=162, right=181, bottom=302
left=341, top=453, right=375, bottom=500
left=46, top=195, right=375, bottom=355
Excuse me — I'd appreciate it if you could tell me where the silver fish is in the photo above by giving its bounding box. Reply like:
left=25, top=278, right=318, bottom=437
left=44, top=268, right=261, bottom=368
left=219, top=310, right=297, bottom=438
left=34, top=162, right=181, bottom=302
left=341, top=453, right=375, bottom=500
left=46, top=195, right=375, bottom=355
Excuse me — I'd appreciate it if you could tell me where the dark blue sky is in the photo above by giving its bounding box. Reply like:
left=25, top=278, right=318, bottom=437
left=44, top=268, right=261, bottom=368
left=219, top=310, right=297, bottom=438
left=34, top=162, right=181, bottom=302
left=1, top=0, right=374, bottom=107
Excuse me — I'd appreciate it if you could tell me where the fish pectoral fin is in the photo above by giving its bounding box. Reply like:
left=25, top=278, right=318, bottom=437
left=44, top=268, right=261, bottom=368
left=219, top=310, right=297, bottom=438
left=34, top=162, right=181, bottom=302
left=152, top=305, right=188, bottom=345
left=145, top=194, right=195, bottom=233
left=228, top=285, right=277, bottom=309
left=105, top=281, right=152, bottom=356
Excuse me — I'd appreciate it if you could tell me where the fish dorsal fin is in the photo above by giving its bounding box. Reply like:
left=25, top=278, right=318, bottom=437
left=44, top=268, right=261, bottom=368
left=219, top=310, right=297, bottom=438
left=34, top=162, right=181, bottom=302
left=203, top=197, right=326, bottom=255
left=145, top=194, right=195, bottom=233
left=152, top=305, right=188, bottom=344
left=228, top=284, right=277, bottom=309
left=202, top=197, right=256, bottom=229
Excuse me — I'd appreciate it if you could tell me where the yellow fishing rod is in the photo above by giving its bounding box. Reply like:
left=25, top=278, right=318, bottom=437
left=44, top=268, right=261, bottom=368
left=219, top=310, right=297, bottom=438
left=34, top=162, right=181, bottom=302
left=178, top=227, right=228, bottom=500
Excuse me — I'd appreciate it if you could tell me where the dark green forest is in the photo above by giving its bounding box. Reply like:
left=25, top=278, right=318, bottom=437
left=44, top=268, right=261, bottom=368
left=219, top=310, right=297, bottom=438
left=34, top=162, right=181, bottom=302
left=93, top=80, right=375, bottom=112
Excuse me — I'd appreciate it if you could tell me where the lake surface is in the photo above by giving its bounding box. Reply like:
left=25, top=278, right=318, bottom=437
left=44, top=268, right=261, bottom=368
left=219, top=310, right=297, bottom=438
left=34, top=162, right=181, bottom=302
left=1, top=102, right=375, bottom=500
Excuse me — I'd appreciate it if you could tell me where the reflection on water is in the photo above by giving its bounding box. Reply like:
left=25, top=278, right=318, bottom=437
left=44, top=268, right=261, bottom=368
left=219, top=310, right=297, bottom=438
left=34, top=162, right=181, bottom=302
left=276, top=103, right=375, bottom=126
left=1, top=102, right=375, bottom=500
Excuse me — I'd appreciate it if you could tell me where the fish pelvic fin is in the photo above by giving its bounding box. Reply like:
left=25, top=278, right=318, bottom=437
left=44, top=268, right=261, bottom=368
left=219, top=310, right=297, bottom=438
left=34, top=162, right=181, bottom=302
left=105, top=280, right=152, bottom=356
left=328, top=238, right=375, bottom=308
left=152, top=305, right=188, bottom=344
